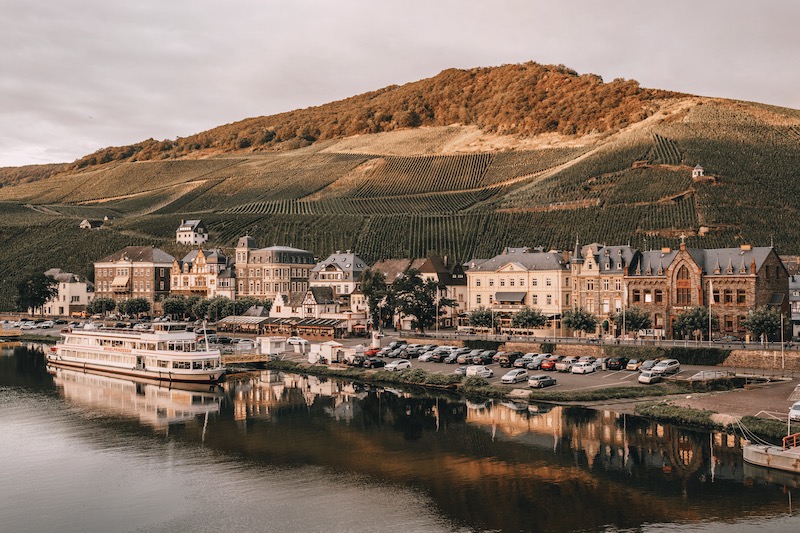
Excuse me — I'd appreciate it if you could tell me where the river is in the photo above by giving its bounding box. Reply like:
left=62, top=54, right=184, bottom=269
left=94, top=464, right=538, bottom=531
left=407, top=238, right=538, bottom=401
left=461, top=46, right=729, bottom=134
left=1, top=345, right=799, bottom=532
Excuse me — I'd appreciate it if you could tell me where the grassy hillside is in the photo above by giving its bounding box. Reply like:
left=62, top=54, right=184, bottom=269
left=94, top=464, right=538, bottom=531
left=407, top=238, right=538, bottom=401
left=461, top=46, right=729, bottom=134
left=0, top=62, right=798, bottom=311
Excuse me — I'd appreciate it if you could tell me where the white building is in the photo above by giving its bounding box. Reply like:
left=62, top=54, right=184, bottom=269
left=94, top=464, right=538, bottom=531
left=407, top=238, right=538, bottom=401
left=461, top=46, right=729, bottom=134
left=309, top=250, right=368, bottom=304
left=42, top=268, right=94, bottom=317
left=176, top=219, right=208, bottom=245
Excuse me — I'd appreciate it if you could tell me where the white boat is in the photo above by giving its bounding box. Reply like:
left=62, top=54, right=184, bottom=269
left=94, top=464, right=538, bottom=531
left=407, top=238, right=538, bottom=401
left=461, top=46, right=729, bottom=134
left=48, top=322, right=225, bottom=383
left=742, top=433, right=800, bottom=474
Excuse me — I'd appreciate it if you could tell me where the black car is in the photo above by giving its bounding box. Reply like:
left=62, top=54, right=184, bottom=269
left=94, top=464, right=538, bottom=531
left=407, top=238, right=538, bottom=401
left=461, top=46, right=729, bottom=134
left=498, top=351, right=524, bottom=368
left=430, top=351, right=450, bottom=363
left=363, top=357, right=386, bottom=369
left=606, top=356, right=629, bottom=370
left=471, top=353, right=493, bottom=365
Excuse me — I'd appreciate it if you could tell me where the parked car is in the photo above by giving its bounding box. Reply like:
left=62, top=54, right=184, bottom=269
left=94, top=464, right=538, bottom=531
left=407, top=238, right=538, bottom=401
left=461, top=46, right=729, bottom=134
left=592, top=357, right=608, bottom=371
left=500, top=369, right=529, bottom=384
left=528, top=374, right=557, bottom=388
left=790, top=401, right=800, bottom=422
left=651, top=359, right=681, bottom=375
left=714, top=335, right=740, bottom=343
left=387, top=340, right=408, bottom=350
left=606, top=356, right=629, bottom=370
left=626, top=359, right=643, bottom=371
left=454, top=366, right=468, bottom=376
left=418, top=351, right=437, bottom=362
left=364, top=347, right=381, bottom=357
left=514, top=353, right=537, bottom=368
left=430, top=351, right=451, bottom=363
left=385, top=360, right=411, bottom=371
left=235, top=339, right=255, bottom=351
left=571, top=361, right=596, bottom=374
left=466, top=365, right=494, bottom=378
left=387, top=347, right=407, bottom=358
left=287, top=336, right=309, bottom=346
left=444, top=352, right=461, bottom=364
left=638, top=370, right=662, bottom=384
left=38, top=320, right=54, bottom=328
left=498, top=352, right=523, bottom=368
left=363, top=357, right=386, bottom=369
left=578, top=355, right=597, bottom=364
left=526, top=354, right=549, bottom=370
left=540, top=355, right=563, bottom=371
left=555, top=356, right=579, bottom=372
left=639, top=359, right=661, bottom=372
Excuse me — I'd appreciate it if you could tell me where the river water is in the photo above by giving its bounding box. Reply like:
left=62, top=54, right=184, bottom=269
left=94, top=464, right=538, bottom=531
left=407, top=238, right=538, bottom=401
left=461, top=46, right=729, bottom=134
left=2, top=345, right=799, bottom=532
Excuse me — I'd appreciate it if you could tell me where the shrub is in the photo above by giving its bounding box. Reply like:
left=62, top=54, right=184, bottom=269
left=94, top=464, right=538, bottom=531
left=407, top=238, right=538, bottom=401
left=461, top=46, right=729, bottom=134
left=462, top=376, right=489, bottom=388
left=464, top=340, right=502, bottom=350
left=540, top=342, right=556, bottom=354
left=667, top=347, right=730, bottom=366
left=634, top=402, right=721, bottom=429
left=737, top=416, right=800, bottom=442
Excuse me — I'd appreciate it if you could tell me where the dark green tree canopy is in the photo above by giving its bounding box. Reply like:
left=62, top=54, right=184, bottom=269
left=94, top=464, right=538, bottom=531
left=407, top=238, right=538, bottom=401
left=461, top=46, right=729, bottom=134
left=673, top=306, right=718, bottom=340
left=16, top=273, right=58, bottom=314
left=467, top=306, right=493, bottom=328
left=393, top=268, right=455, bottom=332
left=610, top=306, right=652, bottom=336
left=86, top=297, right=116, bottom=316
left=562, top=307, right=597, bottom=333
left=742, top=306, right=782, bottom=342
left=511, top=306, right=547, bottom=329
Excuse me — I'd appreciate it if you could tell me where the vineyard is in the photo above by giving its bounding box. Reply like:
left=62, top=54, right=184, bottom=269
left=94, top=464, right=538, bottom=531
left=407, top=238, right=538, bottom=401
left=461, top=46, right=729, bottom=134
left=2, top=95, right=800, bottom=311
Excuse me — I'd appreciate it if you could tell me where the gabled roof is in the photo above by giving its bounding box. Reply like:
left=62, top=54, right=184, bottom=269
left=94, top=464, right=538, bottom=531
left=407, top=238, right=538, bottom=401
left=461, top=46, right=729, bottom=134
left=307, top=286, right=335, bottom=304
left=469, top=248, right=569, bottom=272
left=312, top=250, right=368, bottom=278
left=575, top=243, right=637, bottom=273
left=177, top=219, right=205, bottom=232
left=178, top=248, right=227, bottom=266
left=627, top=245, right=774, bottom=277
left=370, top=258, right=426, bottom=282
left=98, top=246, right=174, bottom=264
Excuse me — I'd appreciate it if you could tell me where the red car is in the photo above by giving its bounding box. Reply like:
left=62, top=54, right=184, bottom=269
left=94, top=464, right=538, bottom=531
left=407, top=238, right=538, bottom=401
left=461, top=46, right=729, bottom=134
left=540, top=356, right=563, bottom=371
left=364, top=347, right=381, bottom=357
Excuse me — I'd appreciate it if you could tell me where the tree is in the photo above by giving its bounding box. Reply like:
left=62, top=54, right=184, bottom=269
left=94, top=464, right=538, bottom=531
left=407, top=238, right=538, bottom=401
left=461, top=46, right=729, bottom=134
left=466, top=307, right=493, bottom=328
left=361, top=268, right=394, bottom=330
left=393, top=269, right=454, bottom=333
left=162, top=296, right=187, bottom=319
left=120, top=297, right=151, bottom=318
left=16, top=273, right=59, bottom=315
left=511, top=306, right=547, bottom=329
left=562, top=307, right=597, bottom=334
left=86, top=297, right=116, bottom=316
left=610, top=306, right=652, bottom=337
left=674, top=306, right=717, bottom=340
left=742, top=306, right=782, bottom=342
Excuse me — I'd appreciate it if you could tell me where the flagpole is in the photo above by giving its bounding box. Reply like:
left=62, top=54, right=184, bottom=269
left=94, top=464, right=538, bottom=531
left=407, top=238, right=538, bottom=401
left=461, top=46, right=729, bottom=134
left=708, top=280, right=713, bottom=346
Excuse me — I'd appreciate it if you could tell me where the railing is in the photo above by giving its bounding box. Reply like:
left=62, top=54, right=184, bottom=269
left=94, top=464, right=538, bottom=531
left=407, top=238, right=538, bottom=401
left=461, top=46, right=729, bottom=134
left=783, top=432, right=800, bottom=449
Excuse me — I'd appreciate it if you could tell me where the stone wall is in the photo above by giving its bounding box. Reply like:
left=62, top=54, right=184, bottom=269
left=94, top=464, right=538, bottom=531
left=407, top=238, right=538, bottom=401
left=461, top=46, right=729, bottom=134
left=722, top=349, right=800, bottom=371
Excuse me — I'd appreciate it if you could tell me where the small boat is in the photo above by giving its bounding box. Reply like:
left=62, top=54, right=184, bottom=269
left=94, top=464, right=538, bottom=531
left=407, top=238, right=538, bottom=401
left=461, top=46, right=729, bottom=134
left=742, top=432, right=800, bottom=474
left=48, top=322, right=224, bottom=383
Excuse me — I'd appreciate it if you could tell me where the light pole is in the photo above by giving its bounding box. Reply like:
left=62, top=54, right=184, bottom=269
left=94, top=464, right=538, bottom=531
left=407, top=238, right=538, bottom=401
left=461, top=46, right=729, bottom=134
left=781, top=312, right=785, bottom=370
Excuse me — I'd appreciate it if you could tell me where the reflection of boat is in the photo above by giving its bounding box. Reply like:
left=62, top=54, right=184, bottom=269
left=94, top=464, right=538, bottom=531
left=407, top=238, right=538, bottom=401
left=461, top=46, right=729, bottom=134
left=742, top=433, right=800, bottom=474
left=48, top=364, right=223, bottom=429
left=49, top=323, right=224, bottom=383
left=744, top=461, right=800, bottom=488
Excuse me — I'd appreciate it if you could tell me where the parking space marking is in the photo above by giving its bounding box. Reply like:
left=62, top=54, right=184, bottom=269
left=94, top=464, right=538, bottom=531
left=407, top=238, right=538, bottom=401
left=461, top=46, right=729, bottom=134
left=618, top=373, right=636, bottom=381
left=602, top=370, right=626, bottom=379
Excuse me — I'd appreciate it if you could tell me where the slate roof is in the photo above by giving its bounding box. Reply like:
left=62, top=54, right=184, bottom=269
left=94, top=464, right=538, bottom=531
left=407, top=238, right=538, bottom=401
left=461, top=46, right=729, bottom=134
left=179, top=248, right=227, bottom=266
left=573, top=243, right=637, bottom=273
left=469, top=248, right=569, bottom=272
left=312, top=250, right=368, bottom=279
left=98, top=246, right=174, bottom=264
left=370, top=258, right=426, bottom=282
left=177, top=219, right=205, bottom=232
left=308, top=286, right=336, bottom=304
left=628, top=246, right=773, bottom=277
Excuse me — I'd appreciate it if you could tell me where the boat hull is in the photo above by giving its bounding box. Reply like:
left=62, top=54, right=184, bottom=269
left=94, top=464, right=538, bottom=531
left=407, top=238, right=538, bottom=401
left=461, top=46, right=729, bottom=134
left=46, top=354, right=225, bottom=384
left=743, top=444, right=800, bottom=474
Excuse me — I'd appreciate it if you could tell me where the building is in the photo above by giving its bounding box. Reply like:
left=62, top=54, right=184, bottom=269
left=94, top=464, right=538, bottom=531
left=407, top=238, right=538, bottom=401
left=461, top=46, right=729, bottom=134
left=570, top=242, right=638, bottom=336
left=309, top=250, right=368, bottom=308
left=789, top=275, right=800, bottom=339
left=234, top=236, right=315, bottom=301
left=465, top=247, right=572, bottom=330
left=418, top=256, right=468, bottom=328
left=170, top=249, right=229, bottom=298
left=176, top=219, right=208, bottom=245
left=94, top=246, right=174, bottom=309
left=42, top=268, right=94, bottom=317
left=625, top=241, right=789, bottom=340
left=269, top=286, right=368, bottom=335
left=79, top=219, right=103, bottom=230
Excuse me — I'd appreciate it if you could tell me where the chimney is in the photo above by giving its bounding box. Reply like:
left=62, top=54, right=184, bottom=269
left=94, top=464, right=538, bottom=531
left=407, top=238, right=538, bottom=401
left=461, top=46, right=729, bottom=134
left=740, top=244, right=752, bottom=251
left=661, top=247, right=671, bottom=254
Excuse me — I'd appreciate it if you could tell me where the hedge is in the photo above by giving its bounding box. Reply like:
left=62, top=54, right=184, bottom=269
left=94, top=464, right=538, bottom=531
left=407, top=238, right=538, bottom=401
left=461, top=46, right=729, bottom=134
left=602, top=346, right=731, bottom=365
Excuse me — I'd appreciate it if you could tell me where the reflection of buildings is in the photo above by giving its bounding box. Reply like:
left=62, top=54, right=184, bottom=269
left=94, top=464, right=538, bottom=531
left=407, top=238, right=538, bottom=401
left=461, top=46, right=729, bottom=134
left=49, top=365, right=222, bottom=430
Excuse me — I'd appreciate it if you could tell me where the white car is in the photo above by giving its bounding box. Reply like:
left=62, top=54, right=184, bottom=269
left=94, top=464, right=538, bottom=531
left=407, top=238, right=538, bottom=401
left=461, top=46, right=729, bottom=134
left=287, top=336, right=309, bottom=346
left=571, top=361, right=596, bottom=374
left=38, top=320, right=55, bottom=328
left=418, top=352, right=436, bottom=362
left=385, top=360, right=411, bottom=372
left=651, top=359, right=681, bottom=375
left=466, top=365, right=494, bottom=378
left=638, top=370, right=661, bottom=384
left=790, top=401, right=800, bottom=422
left=501, top=369, right=529, bottom=384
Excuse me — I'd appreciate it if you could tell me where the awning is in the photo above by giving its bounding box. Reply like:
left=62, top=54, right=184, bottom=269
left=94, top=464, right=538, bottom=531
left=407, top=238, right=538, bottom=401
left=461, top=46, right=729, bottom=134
left=495, top=291, right=526, bottom=303
left=111, top=276, right=129, bottom=290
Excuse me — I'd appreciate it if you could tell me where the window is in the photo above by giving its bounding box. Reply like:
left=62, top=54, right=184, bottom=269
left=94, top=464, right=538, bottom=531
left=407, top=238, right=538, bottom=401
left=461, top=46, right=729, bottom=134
left=675, top=265, right=691, bottom=305
left=565, top=294, right=570, bottom=306
left=546, top=295, right=552, bottom=305
left=489, top=278, right=494, bottom=287
left=587, top=298, right=594, bottom=313
left=489, top=294, right=493, bottom=304
left=655, top=290, right=663, bottom=303
left=712, top=289, right=721, bottom=304
left=654, top=313, right=663, bottom=327
left=615, top=279, right=621, bottom=291
left=476, top=279, right=481, bottom=287
left=476, top=295, right=482, bottom=305
left=724, top=289, right=733, bottom=304
left=644, top=290, right=652, bottom=303
left=500, top=279, right=505, bottom=287
left=545, top=278, right=552, bottom=287
left=603, top=279, right=609, bottom=291
left=532, top=279, right=538, bottom=287
left=737, top=290, right=746, bottom=304
left=587, top=280, right=594, bottom=291
left=633, top=290, right=641, bottom=303
left=532, top=295, right=538, bottom=305
left=510, top=279, right=515, bottom=287
left=603, top=299, right=610, bottom=313
left=520, top=278, right=525, bottom=287
left=615, top=299, right=621, bottom=313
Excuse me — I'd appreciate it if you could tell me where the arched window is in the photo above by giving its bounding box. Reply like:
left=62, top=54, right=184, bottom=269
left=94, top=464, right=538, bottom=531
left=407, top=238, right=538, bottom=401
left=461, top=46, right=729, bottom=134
left=675, top=265, right=691, bottom=305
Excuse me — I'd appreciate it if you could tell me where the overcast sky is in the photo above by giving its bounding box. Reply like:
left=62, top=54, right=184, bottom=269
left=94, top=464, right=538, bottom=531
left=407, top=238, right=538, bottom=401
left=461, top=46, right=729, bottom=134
left=1, top=0, right=797, bottom=167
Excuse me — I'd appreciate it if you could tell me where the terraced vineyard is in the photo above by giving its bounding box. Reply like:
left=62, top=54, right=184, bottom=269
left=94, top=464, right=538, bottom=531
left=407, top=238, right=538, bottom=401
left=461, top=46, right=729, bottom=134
left=2, top=94, right=800, bottom=311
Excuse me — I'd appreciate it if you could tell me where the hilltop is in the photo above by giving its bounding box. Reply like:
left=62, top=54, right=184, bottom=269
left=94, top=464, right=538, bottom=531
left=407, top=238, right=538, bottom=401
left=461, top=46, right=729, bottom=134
left=1, top=61, right=800, bottom=310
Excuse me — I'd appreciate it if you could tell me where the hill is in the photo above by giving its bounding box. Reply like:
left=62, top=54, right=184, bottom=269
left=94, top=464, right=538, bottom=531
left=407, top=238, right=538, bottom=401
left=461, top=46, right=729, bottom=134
left=0, top=61, right=799, bottom=310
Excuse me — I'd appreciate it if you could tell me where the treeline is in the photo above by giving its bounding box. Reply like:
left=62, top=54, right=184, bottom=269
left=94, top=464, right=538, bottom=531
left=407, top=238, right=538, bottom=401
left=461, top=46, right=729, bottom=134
left=70, top=62, right=677, bottom=169
left=0, top=163, right=68, bottom=187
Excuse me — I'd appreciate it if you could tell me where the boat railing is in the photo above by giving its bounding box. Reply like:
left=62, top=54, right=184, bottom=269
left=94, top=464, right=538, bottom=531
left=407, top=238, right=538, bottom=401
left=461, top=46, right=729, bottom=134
left=782, top=432, right=800, bottom=449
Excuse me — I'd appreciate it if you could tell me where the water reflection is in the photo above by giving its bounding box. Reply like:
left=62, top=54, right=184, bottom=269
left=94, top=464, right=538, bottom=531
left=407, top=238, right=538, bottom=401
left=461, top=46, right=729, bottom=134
left=3, top=346, right=800, bottom=532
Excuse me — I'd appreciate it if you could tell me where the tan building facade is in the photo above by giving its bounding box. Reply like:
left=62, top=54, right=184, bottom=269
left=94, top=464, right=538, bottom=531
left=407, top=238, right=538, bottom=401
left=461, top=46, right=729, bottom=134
left=170, top=249, right=229, bottom=298
left=94, top=246, right=174, bottom=308
left=234, top=237, right=315, bottom=301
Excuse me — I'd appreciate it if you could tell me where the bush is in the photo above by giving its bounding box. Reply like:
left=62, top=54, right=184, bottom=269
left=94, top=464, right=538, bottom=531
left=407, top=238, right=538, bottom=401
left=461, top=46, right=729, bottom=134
left=667, top=347, right=730, bottom=365
left=462, top=376, right=489, bottom=388
left=737, top=416, right=800, bottom=442
left=634, top=402, right=721, bottom=429
left=540, top=342, right=556, bottom=354
left=464, top=340, right=502, bottom=350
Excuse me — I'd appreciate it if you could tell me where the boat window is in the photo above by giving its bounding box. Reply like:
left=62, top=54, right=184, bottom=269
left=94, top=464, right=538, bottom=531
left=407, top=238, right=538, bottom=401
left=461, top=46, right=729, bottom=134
left=157, top=360, right=168, bottom=368
left=173, top=361, right=191, bottom=370
left=193, top=361, right=203, bottom=370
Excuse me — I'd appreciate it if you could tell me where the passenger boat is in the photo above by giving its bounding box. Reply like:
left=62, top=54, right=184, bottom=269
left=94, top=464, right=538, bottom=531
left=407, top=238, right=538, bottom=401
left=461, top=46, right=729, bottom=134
left=742, top=432, right=800, bottom=474
left=48, top=322, right=224, bottom=383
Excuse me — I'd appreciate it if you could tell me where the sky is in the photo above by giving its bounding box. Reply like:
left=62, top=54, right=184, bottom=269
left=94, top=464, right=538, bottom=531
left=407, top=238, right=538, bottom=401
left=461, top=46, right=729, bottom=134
left=1, top=0, right=798, bottom=167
